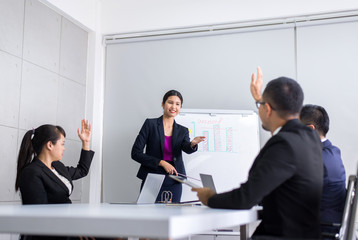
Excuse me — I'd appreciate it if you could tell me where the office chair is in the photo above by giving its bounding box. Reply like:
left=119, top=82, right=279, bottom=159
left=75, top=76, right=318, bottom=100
left=321, top=175, right=357, bottom=240
left=345, top=173, right=358, bottom=240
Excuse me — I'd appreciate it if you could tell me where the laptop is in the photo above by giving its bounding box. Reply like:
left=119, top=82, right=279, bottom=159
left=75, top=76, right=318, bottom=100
left=200, top=173, right=217, bottom=193
left=137, top=173, right=165, bottom=204
left=112, top=173, right=165, bottom=204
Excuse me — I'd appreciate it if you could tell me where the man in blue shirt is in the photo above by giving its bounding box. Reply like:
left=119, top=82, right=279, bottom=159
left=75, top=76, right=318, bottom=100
left=300, top=104, right=346, bottom=229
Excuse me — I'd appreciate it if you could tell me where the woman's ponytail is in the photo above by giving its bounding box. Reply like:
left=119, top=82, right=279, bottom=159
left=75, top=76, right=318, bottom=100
left=15, top=130, right=35, bottom=191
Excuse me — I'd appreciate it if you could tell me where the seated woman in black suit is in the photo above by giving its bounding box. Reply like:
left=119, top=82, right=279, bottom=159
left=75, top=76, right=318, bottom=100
left=131, top=90, right=206, bottom=203
left=15, top=119, right=95, bottom=239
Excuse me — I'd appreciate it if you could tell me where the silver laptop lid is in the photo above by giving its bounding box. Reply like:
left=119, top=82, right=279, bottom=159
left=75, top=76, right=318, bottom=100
left=200, top=173, right=217, bottom=193
left=137, top=173, right=165, bottom=204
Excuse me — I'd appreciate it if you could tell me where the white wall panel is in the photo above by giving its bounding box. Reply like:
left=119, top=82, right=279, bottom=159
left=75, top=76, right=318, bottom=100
left=100, top=0, right=358, bottom=34
left=0, top=0, right=24, bottom=57
left=296, top=20, right=358, bottom=178
left=0, top=51, right=22, bottom=128
left=57, top=77, right=86, bottom=140
left=60, top=18, right=88, bottom=85
left=0, top=0, right=89, bottom=206
left=23, top=0, right=61, bottom=73
left=19, top=61, right=58, bottom=130
left=0, top=126, right=19, bottom=201
left=0, top=234, right=11, bottom=240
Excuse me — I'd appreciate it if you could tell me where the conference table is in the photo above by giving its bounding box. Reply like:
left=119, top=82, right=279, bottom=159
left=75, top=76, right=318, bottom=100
left=0, top=203, right=259, bottom=239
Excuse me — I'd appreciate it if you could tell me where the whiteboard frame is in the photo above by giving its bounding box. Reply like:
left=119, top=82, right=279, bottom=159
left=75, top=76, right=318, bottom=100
left=179, top=109, right=256, bottom=116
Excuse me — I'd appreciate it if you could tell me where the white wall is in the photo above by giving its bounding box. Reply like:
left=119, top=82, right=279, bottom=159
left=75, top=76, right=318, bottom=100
left=0, top=0, right=90, bottom=202
left=101, top=0, right=358, bottom=34
left=41, top=0, right=104, bottom=203
left=39, top=0, right=98, bottom=31
left=0, top=0, right=92, bottom=238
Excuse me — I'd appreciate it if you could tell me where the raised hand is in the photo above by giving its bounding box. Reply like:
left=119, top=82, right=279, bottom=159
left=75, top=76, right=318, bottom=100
left=77, top=119, right=92, bottom=150
left=250, top=66, right=263, bottom=101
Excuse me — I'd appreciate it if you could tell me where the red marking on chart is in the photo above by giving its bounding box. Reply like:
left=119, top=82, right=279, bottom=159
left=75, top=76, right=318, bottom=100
left=202, top=131, right=209, bottom=152
left=213, top=124, right=221, bottom=151
left=226, top=127, right=233, bottom=152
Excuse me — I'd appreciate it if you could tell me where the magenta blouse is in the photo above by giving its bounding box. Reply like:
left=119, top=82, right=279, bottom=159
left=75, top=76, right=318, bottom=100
left=163, top=136, right=173, bottom=161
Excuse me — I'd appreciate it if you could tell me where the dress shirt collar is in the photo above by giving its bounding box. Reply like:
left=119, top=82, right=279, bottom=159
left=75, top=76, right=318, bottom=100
left=272, top=126, right=282, bottom=136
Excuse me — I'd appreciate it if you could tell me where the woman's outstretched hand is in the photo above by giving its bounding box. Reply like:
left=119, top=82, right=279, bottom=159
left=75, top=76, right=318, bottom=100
left=78, top=119, right=92, bottom=150
left=191, top=136, right=206, bottom=148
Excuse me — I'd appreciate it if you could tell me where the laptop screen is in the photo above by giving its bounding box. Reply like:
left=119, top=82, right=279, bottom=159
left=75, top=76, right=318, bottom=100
left=200, top=174, right=217, bottom=193
left=137, top=173, right=165, bottom=204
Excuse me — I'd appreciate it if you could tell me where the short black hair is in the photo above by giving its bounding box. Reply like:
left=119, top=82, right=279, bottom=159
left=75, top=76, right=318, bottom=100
left=162, top=90, right=183, bottom=106
left=262, top=77, right=304, bottom=118
left=300, top=104, right=329, bottom=137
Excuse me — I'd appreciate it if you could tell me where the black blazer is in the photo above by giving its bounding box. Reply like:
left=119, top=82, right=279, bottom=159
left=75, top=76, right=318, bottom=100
left=19, top=150, right=94, bottom=204
left=131, top=116, right=197, bottom=180
left=208, top=119, right=323, bottom=238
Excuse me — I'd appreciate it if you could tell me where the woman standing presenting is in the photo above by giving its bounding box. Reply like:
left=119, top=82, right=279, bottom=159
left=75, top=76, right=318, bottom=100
left=131, top=90, right=205, bottom=203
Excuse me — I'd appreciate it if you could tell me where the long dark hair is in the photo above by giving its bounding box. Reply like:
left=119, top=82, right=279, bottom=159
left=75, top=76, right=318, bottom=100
left=15, top=124, right=66, bottom=191
left=162, top=90, right=183, bottom=106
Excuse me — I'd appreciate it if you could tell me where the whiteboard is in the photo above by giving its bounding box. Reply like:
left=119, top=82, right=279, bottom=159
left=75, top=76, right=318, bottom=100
left=175, top=109, right=260, bottom=201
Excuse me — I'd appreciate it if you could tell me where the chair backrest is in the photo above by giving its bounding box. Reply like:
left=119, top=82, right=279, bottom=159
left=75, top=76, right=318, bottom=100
left=339, top=175, right=356, bottom=240
left=345, top=174, right=358, bottom=240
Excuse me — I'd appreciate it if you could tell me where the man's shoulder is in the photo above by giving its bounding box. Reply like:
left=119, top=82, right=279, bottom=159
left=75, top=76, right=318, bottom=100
left=323, top=139, right=340, bottom=150
left=266, top=122, right=321, bottom=154
left=279, top=120, right=319, bottom=140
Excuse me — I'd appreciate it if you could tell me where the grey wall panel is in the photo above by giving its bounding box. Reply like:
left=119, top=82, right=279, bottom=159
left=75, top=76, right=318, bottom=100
left=0, top=0, right=24, bottom=57
left=0, top=126, right=19, bottom=201
left=23, top=0, right=61, bottom=73
left=0, top=51, right=22, bottom=128
left=57, top=77, right=86, bottom=141
left=60, top=18, right=88, bottom=85
left=296, top=20, right=358, bottom=178
left=0, top=0, right=89, bottom=223
left=19, top=61, right=58, bottom=130
left=103, top=27, right=296, bottom=202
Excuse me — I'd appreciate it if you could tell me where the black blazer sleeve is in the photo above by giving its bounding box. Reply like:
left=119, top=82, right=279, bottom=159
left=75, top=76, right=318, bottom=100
left=54, top=149, right=95, bottom=180
left=179, top=124, right=198, bottom=154
left=131, top=119, right=162, bottom=170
